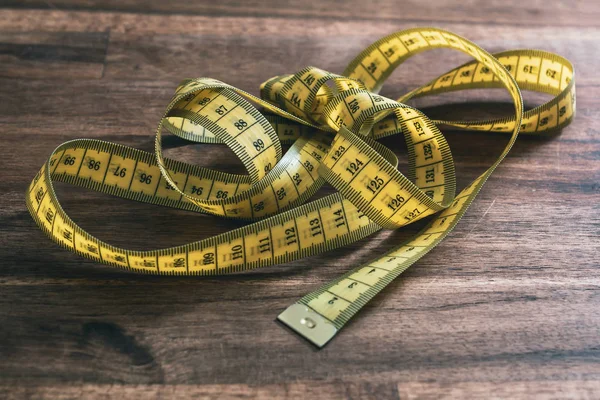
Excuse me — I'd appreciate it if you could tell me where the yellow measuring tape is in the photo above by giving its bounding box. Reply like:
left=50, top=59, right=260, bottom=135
left=26, top=28, right=575, bottom=347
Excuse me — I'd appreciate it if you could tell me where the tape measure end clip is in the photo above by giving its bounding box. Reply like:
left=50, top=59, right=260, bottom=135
left=277, top=304, right=338, bottom=348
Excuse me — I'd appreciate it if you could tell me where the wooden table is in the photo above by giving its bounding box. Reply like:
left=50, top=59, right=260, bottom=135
left=1, top=1, right=598, bottom=398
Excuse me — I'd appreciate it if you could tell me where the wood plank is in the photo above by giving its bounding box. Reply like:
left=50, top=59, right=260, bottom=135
left=0, top=31, right=108, bottom=79
left=2, top=0, right=600, bottom=27
left=1, top=381, right=599, bottom=400
left=0, top=11, right=596, bottom=85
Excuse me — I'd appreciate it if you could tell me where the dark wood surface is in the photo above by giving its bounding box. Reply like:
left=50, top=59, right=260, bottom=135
left=1, top=1, right=599, bottom=399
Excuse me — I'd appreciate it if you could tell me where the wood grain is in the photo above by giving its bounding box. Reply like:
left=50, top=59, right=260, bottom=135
left=0, top=1, right=599, bottom=399
left=3, top=0, right=600, bottom=27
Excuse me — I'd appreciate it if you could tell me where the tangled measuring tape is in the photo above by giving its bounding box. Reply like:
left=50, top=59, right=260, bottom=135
left=26, top=28, right=575, bottom=347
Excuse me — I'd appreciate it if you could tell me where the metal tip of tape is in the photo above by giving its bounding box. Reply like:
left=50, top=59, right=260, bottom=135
left=277, top=304, right=338, bottom=348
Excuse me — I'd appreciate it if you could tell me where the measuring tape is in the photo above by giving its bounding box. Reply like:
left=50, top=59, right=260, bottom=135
left=26, top=28, right=575, bottom=347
